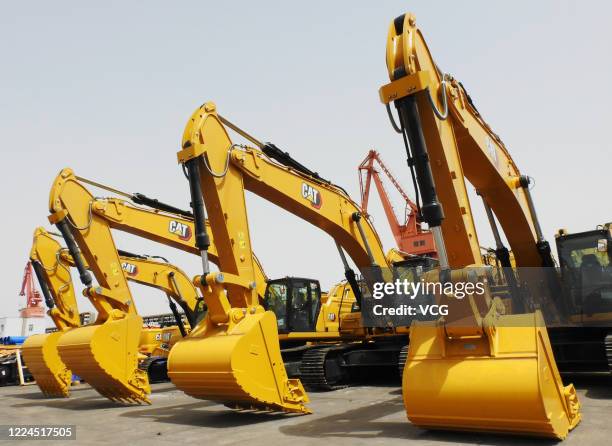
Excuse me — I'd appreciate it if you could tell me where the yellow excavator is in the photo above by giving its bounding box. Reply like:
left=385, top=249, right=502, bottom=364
left=22, top=227, right=203, bottom=396
left=378, top=12, right=581, bottom=438
left=46, top=171, right=264, bottom=403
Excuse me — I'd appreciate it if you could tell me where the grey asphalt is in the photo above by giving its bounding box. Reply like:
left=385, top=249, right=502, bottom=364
left=1, top=376, right=610, bottom=446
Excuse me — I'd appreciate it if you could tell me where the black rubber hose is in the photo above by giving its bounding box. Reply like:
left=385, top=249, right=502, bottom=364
left=131, top=193, right=193, bottom=219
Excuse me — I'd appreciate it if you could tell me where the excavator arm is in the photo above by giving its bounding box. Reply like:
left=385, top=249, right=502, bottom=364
left=51, top=173, right=268, bottom=298
left=379, top=12, right=580, bottom=439
left=58, top=250, right=204, bottom=328
left=177, top=105, right=389, bottom=279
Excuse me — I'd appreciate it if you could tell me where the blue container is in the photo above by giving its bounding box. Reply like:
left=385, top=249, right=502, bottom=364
left=2, top=336, right=27, bottom=345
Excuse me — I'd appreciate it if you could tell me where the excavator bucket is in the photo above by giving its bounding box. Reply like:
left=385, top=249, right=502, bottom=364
left=57, top=313, right=150, bottom=403
left=168, top=310, right=310, bottom=413
left=403, top=311, right=581, bottom=439
left=21, top=332, right=72, bottom=397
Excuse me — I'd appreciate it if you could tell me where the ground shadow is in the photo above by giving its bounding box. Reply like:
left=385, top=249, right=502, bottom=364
left=121, top=401, right=302, bottom=428
left=2, top=391, right=59, bottom=400
left=279, top=396, right=560, bottom=446
left=10, top=396, right=123, bottom=411
left=1, top=382, right=97, bottom=399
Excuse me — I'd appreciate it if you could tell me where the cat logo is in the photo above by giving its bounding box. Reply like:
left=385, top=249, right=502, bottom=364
left=121, top=262, right=138, bottom=276
left=169, top=220, right=192, bottom=241
left=301, top=183, right=322, bottom=209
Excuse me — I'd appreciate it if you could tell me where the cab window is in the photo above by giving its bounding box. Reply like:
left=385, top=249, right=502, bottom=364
left=265, top=283, right=288, bottom=331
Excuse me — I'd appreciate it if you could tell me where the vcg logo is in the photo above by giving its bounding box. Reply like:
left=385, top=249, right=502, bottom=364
left=169, top=220, right=192, bottom=241
left=301, top=183, right=322, bottom=209
left=121, top=262, right=138, bottom=276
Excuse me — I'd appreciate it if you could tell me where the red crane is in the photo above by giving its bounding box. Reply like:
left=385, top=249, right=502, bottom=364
left=358, top=150, right=437, bottom=258
left=19, top=262, right=45, bottom=318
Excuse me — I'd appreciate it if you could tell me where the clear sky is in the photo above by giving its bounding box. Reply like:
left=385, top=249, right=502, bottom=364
left=1, top=1, right=611, bottom=322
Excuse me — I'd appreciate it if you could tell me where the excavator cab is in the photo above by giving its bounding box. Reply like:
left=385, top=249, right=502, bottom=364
left=553, top=226, right=612, bottom=374
left=556, top=225, right=612, bottom=319
left=264, top=278, right=322, bottom=334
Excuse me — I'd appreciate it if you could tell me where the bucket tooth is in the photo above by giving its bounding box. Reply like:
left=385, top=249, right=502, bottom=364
left=403, top=311, right=581, bottom=439
left=169, top=311, right=310, bottom=414
left=56, top=314, right=151, bottom=404
left=21, top=332, right=72, bottom=398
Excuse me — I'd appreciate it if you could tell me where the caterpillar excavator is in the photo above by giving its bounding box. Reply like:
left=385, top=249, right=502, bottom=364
left=267, top=246, right=411, bottom=390
left=170, top=101, right=421, bottom=413
left=379, top=12, right=581, bottom=438
left=22, top=226, right=203, bottom=396
left=45, top=169, right=272, bottom=403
